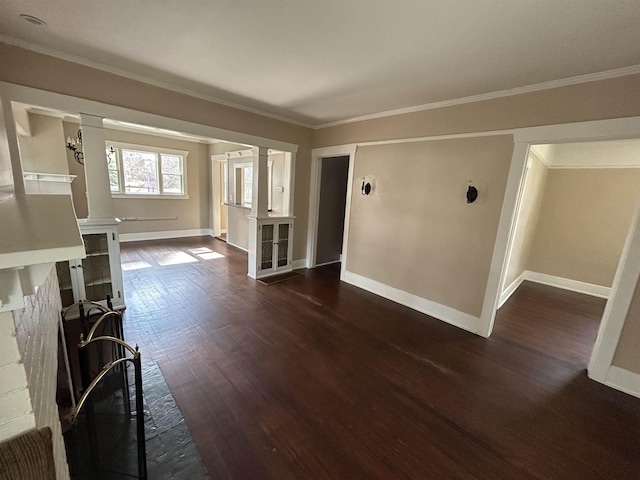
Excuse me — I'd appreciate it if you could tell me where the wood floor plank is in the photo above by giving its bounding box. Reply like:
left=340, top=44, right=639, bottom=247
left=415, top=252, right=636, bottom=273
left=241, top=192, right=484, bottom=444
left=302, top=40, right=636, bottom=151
left=120, top=237, right=640, bottom=479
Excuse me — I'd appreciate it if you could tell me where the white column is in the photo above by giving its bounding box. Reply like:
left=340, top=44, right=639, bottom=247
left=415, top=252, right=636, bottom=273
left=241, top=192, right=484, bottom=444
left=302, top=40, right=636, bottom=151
left=250, top=146, right=269, bottom=218
left=0, top=97, right=23, bottom=195
left=79, top=114, right=114, bottom=221
left=248, top=146, right=269, bottom=278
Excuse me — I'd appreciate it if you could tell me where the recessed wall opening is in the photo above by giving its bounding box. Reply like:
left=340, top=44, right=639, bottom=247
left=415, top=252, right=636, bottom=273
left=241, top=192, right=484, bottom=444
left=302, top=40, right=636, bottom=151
left=315, top=156, right=350, bottom=267
left=496, top=139, right=640, bottom=370
left=306, top=153, right=352, bottom=270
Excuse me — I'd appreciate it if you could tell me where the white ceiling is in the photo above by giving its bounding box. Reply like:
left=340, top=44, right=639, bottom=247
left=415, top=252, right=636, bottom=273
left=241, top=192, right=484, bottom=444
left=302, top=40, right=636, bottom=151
left=1, top=1, right=640, bottom=127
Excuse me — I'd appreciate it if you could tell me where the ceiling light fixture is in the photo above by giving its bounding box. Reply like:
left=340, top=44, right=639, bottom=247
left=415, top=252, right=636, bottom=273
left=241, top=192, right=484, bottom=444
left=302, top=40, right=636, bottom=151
left=20, top=14, right=46, bottom=26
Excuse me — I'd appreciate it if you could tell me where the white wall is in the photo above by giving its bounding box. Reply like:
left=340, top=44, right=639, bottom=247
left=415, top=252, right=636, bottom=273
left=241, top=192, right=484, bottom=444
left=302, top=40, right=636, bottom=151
left=0, top=267, right=70, bottom=480
left=18, top=113, right=69, bottom=175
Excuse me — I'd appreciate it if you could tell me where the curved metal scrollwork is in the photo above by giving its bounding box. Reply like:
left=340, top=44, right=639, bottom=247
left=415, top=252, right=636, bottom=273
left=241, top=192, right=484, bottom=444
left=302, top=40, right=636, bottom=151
left=69, top=335, right=147, bottom=480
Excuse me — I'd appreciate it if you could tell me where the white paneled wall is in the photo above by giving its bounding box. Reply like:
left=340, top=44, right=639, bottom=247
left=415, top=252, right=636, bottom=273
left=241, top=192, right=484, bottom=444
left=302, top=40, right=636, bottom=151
left=0, top=267, right=70, bottom=480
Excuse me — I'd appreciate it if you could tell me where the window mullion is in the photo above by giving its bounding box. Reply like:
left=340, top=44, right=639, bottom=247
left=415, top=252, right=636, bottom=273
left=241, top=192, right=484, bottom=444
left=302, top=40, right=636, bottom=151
left=157, top=153, right=163, bottom=195
left=117, top=148, right=124, bottom=193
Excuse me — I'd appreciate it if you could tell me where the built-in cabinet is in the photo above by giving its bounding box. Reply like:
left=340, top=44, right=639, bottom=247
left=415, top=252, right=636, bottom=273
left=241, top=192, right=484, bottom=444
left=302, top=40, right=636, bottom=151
left=56, top=221, right=125, bottom=310
left=256, top=217, right=294, bottom=278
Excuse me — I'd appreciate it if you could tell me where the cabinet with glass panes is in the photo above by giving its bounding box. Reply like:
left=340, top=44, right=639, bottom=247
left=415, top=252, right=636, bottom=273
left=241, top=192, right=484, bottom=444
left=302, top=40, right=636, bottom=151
left=256, top=217, right=293, bottom=277
left=56, top=221, right=125, bottom=311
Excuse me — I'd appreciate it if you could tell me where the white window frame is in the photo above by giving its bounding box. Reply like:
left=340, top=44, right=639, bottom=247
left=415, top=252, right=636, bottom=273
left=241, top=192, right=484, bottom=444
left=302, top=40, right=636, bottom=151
left=107, top=141, right=189, bottom=199
left=226, top=159, right=273, bottom=210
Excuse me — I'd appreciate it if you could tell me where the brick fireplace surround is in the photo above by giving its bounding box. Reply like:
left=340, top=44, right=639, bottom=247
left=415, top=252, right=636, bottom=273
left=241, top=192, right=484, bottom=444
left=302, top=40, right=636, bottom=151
left=0, top=266, right=70, bottom=480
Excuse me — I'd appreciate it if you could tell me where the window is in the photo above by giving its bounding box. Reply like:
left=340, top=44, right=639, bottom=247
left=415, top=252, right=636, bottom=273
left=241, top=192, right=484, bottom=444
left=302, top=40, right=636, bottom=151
left=225, top=156, right=273, bottom=210
left=107, top=142, right=187, bottom=197
left=107, top=148, right=120, bottom=192
left=242, top=165, right=253, bottom=205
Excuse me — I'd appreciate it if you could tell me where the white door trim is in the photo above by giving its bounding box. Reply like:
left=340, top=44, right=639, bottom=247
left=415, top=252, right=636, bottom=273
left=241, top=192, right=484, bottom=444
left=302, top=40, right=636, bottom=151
left=306, top=145, right=357, bottom=269
left=485, top=115, right=640, bottom=388
left=588, top=202, right=640, bottom=382
left=211, top=153, right=226, bottom=238
left=478, top=141, right=530, bottom=337
left=497, top=154, right=532, bottom=299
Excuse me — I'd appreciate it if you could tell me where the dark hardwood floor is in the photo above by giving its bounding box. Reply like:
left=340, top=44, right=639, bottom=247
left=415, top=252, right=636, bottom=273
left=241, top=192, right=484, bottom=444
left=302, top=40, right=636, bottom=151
left=120, top=237, right=640, bottom=479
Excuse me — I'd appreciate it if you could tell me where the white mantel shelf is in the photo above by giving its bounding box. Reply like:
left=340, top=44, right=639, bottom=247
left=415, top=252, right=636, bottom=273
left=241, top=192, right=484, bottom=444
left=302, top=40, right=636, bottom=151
left=0, top=194, right=85, bottom=312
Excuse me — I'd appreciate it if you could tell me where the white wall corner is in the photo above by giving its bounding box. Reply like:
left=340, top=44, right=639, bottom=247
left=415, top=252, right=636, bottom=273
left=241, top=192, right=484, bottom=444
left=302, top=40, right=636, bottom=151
left=342, top=270, right=483, bottom=336
left=498, top=272, right=526, bottom=308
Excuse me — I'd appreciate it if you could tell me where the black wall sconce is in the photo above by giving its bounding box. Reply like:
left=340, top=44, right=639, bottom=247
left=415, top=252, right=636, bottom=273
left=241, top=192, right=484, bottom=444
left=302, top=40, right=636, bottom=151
left=66, top=128, right=84, bottom=165
left=106, top=145, right=116, bottom=162
left=65, top=127, right=116, bottom=166
left=467, top=183, right=478, bottom=203
left=361, top=176, right=375, bottom=196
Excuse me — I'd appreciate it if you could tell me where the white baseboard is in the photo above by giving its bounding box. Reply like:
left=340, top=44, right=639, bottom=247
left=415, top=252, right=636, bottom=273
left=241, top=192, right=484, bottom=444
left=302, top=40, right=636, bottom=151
left=342, top=270, right=482, bottom=335
left=603, top=366, right=640, bottom=399
left=524, top=271, right=610, bottom=298
left=499, top=272, right=525, bottom=308
left=226, top=240, right=248, bottom=252
left=315, top=259, right=341, bottom=267
left=119, top=228, right=213, bottom=242
left=292, top=259, right=307, bottom=270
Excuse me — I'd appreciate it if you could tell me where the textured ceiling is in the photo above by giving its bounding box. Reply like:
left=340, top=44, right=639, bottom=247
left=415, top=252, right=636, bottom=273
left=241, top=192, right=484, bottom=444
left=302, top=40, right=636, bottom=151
left=1, top=0, right=640, bottom=127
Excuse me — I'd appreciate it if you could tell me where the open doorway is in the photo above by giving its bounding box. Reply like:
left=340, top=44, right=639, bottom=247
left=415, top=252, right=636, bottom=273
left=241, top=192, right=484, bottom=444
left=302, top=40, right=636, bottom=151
left=307, top=155, right=350, bottom=268
left=497, top=139, right=640, bottom=367
left=316, top=156, right=350, bottom=266
left=211, top=153, right=228, bottom=241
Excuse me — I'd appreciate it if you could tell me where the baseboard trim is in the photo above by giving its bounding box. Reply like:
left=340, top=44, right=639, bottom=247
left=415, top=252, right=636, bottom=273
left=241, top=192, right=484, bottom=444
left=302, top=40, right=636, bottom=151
left=604, top=366, right=640, bottom=399
left=524, top=271, right=610, bottom=298
left=226, top=240, right=248, bottom=252
left=315, top=259, right=341, bottom=267
left=119, top=228, right=213, bottom=242
left=292, top=259, right=307, bottom=270
left=342, top=270, right=482, bottom=335
left=499, top=273, right=525, bottom=308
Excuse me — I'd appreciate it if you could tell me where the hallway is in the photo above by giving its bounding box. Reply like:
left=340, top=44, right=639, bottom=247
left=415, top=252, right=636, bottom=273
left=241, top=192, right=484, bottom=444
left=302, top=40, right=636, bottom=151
left=120, top=237, right=640, bottom=479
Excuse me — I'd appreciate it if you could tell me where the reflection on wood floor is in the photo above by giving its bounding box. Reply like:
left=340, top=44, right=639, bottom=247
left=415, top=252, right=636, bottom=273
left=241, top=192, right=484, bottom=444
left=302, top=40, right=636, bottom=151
left=120, top=236, right=640, bottom=480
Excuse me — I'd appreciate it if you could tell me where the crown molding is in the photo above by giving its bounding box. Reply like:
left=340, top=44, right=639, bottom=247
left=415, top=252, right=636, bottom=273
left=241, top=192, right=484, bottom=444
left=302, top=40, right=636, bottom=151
left=3, top=35, right=640, bottom=133
left=314, top=65, right=640, bottom=130
left=0, top=35, right=315, bottom=129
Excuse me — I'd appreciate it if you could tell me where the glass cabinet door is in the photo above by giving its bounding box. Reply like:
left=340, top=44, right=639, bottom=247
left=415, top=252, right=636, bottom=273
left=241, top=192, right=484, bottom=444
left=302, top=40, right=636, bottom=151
left=261, top=224, right=274, bottom=270
left=80, top=233, right=113, bottom=302
left=277, top=223, right=289, bottom=267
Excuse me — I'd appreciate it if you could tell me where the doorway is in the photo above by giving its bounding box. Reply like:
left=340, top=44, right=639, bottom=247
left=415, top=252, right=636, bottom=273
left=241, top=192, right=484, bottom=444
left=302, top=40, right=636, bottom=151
left=315, top=156, right=350, bottom=266
left=211, top=154, right=228, bottom=241
left=494, top=136, right=640, bottom=388
left=307, top=155, right=350, bottom=268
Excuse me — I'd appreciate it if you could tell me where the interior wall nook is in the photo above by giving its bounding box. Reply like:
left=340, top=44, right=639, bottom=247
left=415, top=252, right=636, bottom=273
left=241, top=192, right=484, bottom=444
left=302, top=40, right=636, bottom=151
left=491, top=117, right=640, bottom=398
